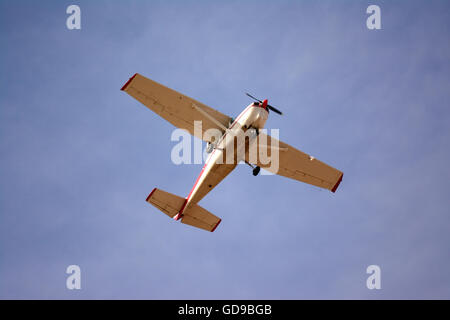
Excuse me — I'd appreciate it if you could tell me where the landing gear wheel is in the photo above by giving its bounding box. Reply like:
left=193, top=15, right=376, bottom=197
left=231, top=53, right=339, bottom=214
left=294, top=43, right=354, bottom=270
left=206, top=142, right=214, bottom=153
left=252, top=166, right=261, bottom=176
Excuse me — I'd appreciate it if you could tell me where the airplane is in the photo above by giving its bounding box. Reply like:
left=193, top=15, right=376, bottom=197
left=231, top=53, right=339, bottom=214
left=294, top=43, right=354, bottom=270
left=121, top=73, right=343, bottom=232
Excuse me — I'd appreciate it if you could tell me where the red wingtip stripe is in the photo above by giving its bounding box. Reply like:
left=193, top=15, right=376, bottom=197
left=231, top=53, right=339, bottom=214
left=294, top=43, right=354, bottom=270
left=146, top=188, right=157, bottom=202
left=211, top=219, right=221, bottom=232
left=121, top=73, right=137, bottom=91
left=331, top=174, right=343, bottom=193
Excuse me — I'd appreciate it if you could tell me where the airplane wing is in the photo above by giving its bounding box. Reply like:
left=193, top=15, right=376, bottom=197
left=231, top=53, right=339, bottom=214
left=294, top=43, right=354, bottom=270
left=121, top=73, right=232, bottom=142
left=245, top=132, right=343, bottom=192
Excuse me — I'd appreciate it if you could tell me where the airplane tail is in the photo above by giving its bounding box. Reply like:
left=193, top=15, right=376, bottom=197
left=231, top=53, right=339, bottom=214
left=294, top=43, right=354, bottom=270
left=146, top=188, right=221, bottom=232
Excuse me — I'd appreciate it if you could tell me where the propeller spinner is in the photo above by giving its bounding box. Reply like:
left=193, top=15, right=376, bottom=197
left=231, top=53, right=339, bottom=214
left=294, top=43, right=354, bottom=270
left=245, top=93, right=283, bottom=115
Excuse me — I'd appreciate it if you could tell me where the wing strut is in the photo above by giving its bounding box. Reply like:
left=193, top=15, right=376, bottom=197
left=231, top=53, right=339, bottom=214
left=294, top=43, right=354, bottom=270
left=257, top=144, right=288, bottom=152
left=192, top=103, right=228, bottom=131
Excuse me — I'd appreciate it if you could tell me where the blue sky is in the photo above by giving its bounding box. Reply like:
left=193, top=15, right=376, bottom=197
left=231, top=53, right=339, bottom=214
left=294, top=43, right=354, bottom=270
left=1, top=0, right=449, bottom=299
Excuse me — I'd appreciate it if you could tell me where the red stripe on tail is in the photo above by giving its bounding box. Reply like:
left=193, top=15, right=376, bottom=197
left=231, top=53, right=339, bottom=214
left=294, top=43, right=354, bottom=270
left=331, top=174, right=343, bottom=193
left=211, top=219, right=221, bottom=232
left=146, top=188, right=157, bottom=202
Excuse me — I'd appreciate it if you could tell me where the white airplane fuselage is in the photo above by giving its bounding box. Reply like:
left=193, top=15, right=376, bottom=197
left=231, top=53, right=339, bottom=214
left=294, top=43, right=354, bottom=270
left=175, top=102, right=269, bottom=219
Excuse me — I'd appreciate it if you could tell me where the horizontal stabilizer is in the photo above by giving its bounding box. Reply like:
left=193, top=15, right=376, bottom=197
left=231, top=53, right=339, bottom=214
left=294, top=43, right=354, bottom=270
left=146, top=188, right=185, bottom=218
left=146, top=188, right=221, bottom=232
left=181, top=204, right=221, bottom=232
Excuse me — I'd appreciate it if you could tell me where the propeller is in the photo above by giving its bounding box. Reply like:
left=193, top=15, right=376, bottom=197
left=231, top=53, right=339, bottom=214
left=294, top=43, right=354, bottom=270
left=245, top=93, right=283, bottom=115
